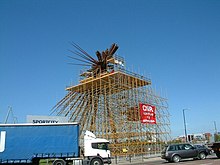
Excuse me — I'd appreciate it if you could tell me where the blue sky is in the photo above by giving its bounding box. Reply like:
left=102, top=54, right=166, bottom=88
left=0, top=0, right=220, bottom=137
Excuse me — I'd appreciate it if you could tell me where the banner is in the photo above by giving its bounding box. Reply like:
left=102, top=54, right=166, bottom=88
left=139, top=103, right=156, bottom=124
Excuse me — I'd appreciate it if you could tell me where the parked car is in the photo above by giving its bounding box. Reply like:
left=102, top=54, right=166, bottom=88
left=161, top=143, right=208, bottom=163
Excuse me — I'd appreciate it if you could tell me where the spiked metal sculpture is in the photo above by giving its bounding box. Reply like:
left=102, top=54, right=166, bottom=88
left=68, top=42, right=118, bottom=77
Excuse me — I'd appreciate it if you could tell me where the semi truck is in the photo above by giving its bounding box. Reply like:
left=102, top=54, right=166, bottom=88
left=0, top=123, right=111, bottom=165
left=211, top=142, right=220, bottom=158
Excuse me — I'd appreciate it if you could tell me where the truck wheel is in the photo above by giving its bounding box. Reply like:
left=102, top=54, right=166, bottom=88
left=90, top=158, right=103, bottom=165
left=53, top=159, right=66, bottom=165
left=199, top=152, right=206, bottom=160
left=32, top=158, right=40, bottom=165
left=216, top=151, right=220, bottom=158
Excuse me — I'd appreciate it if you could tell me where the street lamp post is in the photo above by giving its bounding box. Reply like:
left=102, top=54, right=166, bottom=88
left=214, top=121, right=218, bottom=142
left=183, top=109, right=188, bottom=142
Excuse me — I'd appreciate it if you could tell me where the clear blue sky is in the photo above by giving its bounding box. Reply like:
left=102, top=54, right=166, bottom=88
left=1, top=0, right=220, bottom=138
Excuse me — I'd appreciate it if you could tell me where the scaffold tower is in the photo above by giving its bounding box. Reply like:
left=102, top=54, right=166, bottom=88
left=53, top=43, right=171, bottom=156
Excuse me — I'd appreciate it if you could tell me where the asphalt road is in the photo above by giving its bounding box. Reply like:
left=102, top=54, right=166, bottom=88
left=112, top=155, right=220, bottom=165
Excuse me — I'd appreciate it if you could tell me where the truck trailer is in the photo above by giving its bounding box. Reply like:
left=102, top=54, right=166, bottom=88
left=0, top=123, right=111, bottom=165
left=211, top=142, right=220, bottom=158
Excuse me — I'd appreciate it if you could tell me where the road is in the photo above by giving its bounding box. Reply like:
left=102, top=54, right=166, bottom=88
left=112, top=155, right=220, bottom=165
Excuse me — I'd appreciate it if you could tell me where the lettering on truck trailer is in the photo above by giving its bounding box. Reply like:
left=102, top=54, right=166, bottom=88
left=0, top=131, right=6, bottom=152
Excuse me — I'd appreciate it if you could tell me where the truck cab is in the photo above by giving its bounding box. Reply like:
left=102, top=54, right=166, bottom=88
left=84, top=131, right=111, bottom=164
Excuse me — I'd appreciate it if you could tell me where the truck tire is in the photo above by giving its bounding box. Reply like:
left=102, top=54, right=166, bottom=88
left=32, top=158, right=40, bottom=165
left=90, top=158, right=103, bottom=165
left=216, top=151, right=220, bottom=158
left=53, top=159, right=66, bottom=165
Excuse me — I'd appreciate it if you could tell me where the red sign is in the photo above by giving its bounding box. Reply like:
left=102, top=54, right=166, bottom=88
left=139, top=103, right=156, bottom=124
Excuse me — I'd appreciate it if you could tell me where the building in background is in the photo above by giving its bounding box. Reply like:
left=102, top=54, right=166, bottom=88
left=27, top=115, right=68, bottom=124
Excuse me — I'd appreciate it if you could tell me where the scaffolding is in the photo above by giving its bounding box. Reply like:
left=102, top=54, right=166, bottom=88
left=53, top=45, right=171, bottom=156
